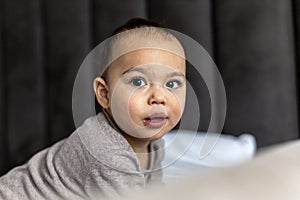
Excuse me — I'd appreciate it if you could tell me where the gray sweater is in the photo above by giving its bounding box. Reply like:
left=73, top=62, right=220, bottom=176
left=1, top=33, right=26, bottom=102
left=0, top=113, right=164, bottom=200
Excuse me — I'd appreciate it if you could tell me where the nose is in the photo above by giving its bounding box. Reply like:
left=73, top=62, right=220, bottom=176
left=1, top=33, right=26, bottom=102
left=147, top=84, right=167, bottom=105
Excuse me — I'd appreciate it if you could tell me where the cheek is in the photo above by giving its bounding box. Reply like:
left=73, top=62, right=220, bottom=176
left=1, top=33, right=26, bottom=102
left=109, top=84, right=133, bottom=120
left=168, top=92, right=186, bottom=124
left=169, top=100, right=182, bottom=124
left=128, top=93, right=145, bottom=124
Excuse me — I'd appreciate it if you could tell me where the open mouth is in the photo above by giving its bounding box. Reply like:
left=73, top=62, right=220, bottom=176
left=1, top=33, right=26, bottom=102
left=143, top=113, right=168, bottom=128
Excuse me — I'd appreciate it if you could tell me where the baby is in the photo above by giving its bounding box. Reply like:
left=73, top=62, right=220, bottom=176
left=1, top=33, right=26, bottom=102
left=0, top=18, right=186, bottom=199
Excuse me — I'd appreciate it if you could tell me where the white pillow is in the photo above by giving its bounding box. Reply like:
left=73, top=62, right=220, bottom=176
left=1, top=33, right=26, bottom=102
left=161, top=130, right=256, bottom=183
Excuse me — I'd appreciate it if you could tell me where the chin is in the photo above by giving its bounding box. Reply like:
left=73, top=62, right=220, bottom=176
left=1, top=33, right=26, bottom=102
left=145, top=129, right=170, bottom=141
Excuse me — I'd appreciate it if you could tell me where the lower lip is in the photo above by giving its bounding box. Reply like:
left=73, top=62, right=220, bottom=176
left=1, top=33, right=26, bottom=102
left=143, top=118, right=167, bottom=128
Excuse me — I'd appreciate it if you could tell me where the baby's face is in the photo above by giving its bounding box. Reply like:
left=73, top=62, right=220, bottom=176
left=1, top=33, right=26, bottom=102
left=102, top=48, right=186, bottom=140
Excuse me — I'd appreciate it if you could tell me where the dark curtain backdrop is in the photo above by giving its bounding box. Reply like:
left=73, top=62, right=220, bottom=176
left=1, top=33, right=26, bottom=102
left=0, top=0, right=299, bottom=175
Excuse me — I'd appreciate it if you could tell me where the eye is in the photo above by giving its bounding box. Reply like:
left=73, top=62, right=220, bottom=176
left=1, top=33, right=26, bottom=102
left=130, top=77, right=146, bottom=87
left=166, top=80, right=181, bottom=89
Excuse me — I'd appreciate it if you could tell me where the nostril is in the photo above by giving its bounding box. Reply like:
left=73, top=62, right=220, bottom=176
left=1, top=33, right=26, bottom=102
left=148, top=85, right=167, bottom=105
left=149, top=95, right=166, bottom=105
left=151, top=100, right=165, bottom=105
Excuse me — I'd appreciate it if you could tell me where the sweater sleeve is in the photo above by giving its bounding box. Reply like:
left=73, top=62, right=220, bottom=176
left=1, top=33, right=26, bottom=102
left=0, top=137, right=91, bottom=200
left=83, top=163, right=145, bottom=200
left=0, top=113, right=163, bottom=200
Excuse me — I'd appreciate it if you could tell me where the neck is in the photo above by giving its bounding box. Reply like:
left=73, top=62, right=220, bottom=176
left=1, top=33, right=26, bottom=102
left=122, top=134, right=150, bottom=153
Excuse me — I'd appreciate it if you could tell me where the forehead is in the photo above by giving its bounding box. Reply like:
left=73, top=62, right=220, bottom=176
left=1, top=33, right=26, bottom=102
left=104, top=28, right=185, bottom=68
left=107, top=48, right=186, bottom=77
left=102, top=29, right=186, bottom=82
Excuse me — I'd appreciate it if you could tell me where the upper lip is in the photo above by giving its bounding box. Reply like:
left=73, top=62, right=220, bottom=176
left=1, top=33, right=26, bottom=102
left=144, top=112, right=168, bottom=120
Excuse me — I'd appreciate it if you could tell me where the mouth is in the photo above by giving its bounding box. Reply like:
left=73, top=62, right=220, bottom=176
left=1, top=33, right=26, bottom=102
left=143, top=113, right=168, bottom=128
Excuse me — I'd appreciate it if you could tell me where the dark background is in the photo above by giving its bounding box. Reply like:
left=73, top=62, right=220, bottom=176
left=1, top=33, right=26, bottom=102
left=1, top=0, right=300, bottom=176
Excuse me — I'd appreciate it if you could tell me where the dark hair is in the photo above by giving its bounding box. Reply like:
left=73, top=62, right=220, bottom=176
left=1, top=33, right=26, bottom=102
left=111, top=18, right=166, bottom=35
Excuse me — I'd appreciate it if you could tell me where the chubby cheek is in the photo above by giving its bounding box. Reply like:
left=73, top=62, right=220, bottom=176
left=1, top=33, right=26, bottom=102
left=167, top=88, right=186, bottom=128
left=128, top=93, right=146, bottom=126
left=109, top=84, right=134, bottom=124
left=168, top=96, right=184, bottom=128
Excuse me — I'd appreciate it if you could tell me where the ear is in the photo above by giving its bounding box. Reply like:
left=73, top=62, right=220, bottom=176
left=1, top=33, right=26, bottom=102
left=94, top=77, right=110, bottom=109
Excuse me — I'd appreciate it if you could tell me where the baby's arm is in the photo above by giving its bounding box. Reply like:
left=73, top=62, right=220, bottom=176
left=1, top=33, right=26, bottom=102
left=83, top=164, right=145, bottom=199
left=0, top=114, right=148, bottom=200
left=0, top=139, right=87, bottom=200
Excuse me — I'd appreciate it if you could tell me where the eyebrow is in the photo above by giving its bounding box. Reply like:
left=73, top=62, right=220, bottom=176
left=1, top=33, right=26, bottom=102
left=166, top=71, right=185, bottom=78
left=122, top=67, right=147, bottom=75
left=122, top=67, right=185, bottom=77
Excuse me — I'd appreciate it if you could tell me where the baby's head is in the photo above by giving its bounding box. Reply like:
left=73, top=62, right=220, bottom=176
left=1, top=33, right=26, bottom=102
left=94, top=18, right=186, bottom=142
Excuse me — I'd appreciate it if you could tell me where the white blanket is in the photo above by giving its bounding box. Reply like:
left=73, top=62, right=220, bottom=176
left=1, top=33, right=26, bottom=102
left=161, top=130, right=256, bottom=183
